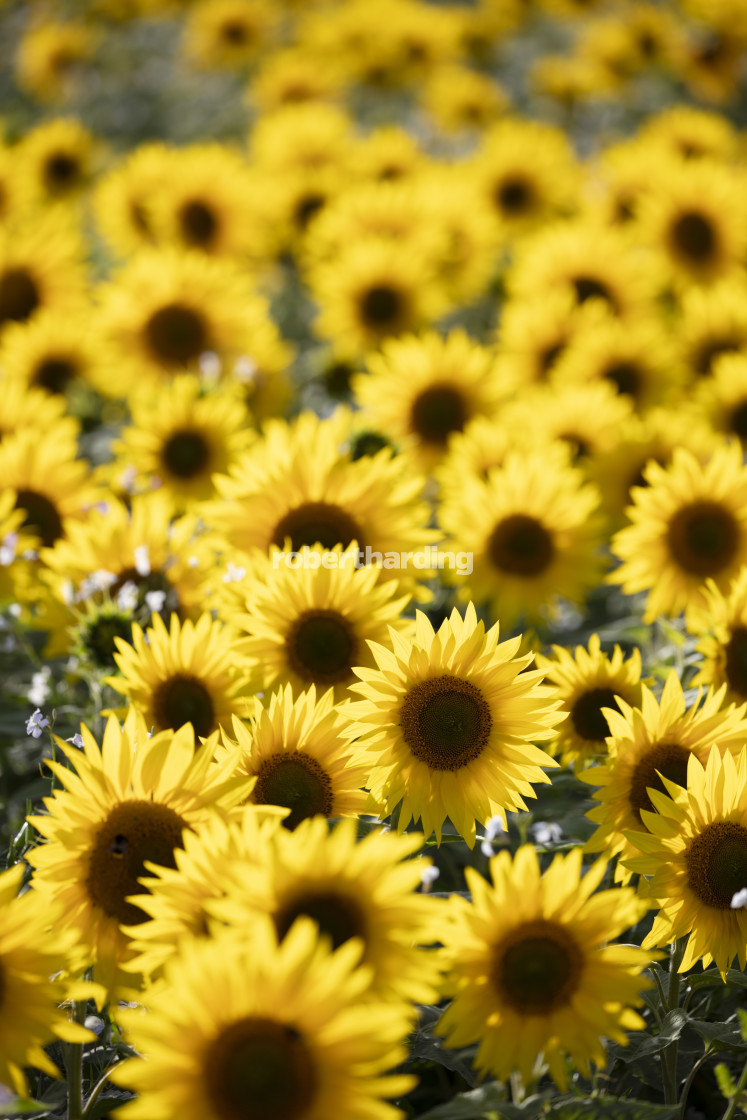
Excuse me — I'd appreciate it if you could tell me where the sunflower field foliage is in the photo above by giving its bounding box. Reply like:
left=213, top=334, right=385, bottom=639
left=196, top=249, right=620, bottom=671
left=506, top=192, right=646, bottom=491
left=7, top=0, right=747, bottom=1118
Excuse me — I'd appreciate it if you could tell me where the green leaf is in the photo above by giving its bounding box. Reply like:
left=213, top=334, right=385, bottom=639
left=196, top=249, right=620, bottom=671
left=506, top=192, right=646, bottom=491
left=0, top=1100, right=50, bottom=1117
left=553, top=1100, right=679, bottom=1119
left=412, top=1082, right=513, bottom=1120
left=623, top=1009, right=689, bottom=1059
left=715, top=1062, right=737, bottom=1097
left=689, top=1020, right=745, bottom=1052
left=686, top=968, right=747, bottom=992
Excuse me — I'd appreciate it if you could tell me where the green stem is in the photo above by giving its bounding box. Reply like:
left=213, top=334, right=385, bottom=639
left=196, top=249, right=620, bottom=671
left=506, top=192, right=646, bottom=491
left=82, top=1063, right=120, bottom=1120
left=66, top=1002, right=86, bottom=1120
left=721, top=1056, right=747, bottom=1120
left=662, top=940, right=686, bottom=1105
left=678, top=1051, right=712, bottom=1120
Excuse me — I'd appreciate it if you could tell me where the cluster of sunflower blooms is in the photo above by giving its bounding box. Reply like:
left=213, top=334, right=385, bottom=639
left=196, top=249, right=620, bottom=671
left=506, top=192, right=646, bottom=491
left=6, top=0, right=747, bottom=1114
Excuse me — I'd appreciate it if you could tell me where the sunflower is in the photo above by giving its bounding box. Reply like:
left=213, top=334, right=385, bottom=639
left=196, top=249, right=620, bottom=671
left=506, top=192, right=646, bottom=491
left=690, top=570, right=747, bottom=705
left=249, top=102, right=354, bottom=177
left=208, top=410, right=437, bottom=596
left=182, top=0, right=279, bottom=70
left=107, top=612, right=255, bottom=737
left=678, top=277, right=747, bottom=380
left=212, top=816, right=443, bottom=1005
left=421, top=64, right=508, bottom=134
left=0, top=376, right=79, bottom=443
left=493, top=288, right=593, bottom=388
left=470, top=118, right=581, bottom=241
left=98, top=248, right=259, bottom=381
left=15, top=19, right=95, bottom=103
left=26, top=709, right=253, bottom=994
left=0, top=488, right=39, bottom=606
left=582, top=671, right=747, bottom=878
left=123, top=806, right=283, bottom=982
left=109, top=921, right=415, bottom=1120
left=695, top=352, right=747, bottom=448
left=309, top=236, right=449, bottom=354
left=352, top=330, right=505, bottom=469
left=345, top=603, right=561, bottom=847
left=0, top=212, right=86, bottom=338
left=637, top=158, right=747, bottom=287
left=0, top=863, right=94, bottom=1097
left=536, top=635, right=644, bottom=771
left=93, top=143, right=172, bottom=258
left=18, top=117, right=98, bottom=206
left=147, top=144, right=273, bottom=262
left=229, top=544, right=412, bottom=702
left=249, top=46, right=347, bottom=113
left=636, top=103, right=740, bottom=163
left=218, top=684, right=370, bottom=829
left=110, top=375, right=255, bottom=508
left=0, top=426, right=100, bottom=549
left=0, top=307, right=119, bottom=397
left=609, top=441, right=747, bottom=625
left=498, top=380, right=635, bottom=463
left=439, top=446, right=605, bottom=630
left=436, top=845, right=651, bottom=1089
left=349, top=125, right=425, bottom=185
left=435, top=416, right=520, bottom=503
left=625, top=746, right=747, bottom=976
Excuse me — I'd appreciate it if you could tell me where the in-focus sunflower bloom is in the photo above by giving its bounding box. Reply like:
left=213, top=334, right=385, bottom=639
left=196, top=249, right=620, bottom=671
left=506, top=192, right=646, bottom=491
left=26, top=710, right=254, bottom=994
left=609, top=442, right=747, bottom=625
left=219, top=684, right=370, bottom=829
left=352, top=330, right=506, bottom=469
left=439, top=446, right=605, bottom=630
left=231, top=543, right=411, bottom=701
left=107, top=612, right=255, bottom=738
left=536, top=634, right=643, bottom=771
left=582, top=671, right=747, bottom=878
left=625, top=746, right=747, bottom=976
left=109, top=921, right=415, bottom=1120
left=0, top=863, right=93, bottom=1097
left=691, top=569, right=747, bottom=705
left=437, top=845, right=652, bottom=1089
left=212, top=815, right=444, bottom=1005
left=345, top=603, right=561, bottom=847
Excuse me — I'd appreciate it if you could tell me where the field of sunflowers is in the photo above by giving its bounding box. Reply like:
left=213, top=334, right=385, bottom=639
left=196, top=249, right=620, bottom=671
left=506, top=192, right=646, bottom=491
left=5, top=0, right=747, bottom=1117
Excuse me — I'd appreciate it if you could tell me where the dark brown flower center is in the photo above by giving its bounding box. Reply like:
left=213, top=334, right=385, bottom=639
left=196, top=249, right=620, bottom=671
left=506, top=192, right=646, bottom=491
left=693, top=336, right=742, bottom=377
left=286, top=610, right=356, bottom=686
left=179, top=200, right=219, bottom=248
left=570, top=687, right=621, bottom=742
left=86, top=799, right=188, bottom=925
left=492, top=919, right=584, bottom=1014
left=15, top=488, right=63, bottom=547
left=43, top=152, right=81, bottom=194
left=629, top=742, right=691, bottom=822
left=272, top=502, right=363, bottom=552
left=33, top=355, right=77, bottom=393
left=144, top=303, right=208, bottom=366
left=252, top=753, right=334, bottom=830
left=666, top=500, right=739, bottom=576
left=604, top=360, right=642, bottom=399
left=0, top=267, right=40, bottom=326
left=275, top=889, right=367, bottom=951
left=152, top=673, right=216, bottom=738
left=686, top=820, right=747, bottom=910
left=725, top=625, right=747, bottom=698
left=572, top=275, right=617, bottom=311
left=488, top=514, right=554, bottom=577
left=294, top=193, right=326, bottom=230
left=359, top=285, right=403, bottom=330
left=400, top=674, right=492, bottom=772
left=349, top=430, right=393, bottom=460
left=495, top=176, right=536, bottom=216
left=729, top=401, right=747, bottom=442
left=205, top=1017, right=318, bottom=1120
left=162, top=429, right=212, bottom=479
left=671, top=211, right=718, bottom=266
left=221, top=19, right=250, bottom=45
left=410, top=384, right=467, bottom=445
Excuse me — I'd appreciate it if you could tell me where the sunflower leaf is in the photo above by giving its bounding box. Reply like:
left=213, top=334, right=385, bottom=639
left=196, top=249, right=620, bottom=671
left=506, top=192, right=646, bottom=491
left=686, top=968, right=747, bottom=991
left=688, top=1020, right=745, bottom=1052
left=621, top=1009, right=689, bottom=1059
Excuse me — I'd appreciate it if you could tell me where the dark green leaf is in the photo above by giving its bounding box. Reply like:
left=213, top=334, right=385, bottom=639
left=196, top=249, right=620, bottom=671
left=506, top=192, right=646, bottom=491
left=686, top=969, right=747, bottom=992
left=689, top=1020, right=745, bottom=1052
left=622, top=1010, right=688, bottom=1060
left=553, top=1100, right=679, bottom=1119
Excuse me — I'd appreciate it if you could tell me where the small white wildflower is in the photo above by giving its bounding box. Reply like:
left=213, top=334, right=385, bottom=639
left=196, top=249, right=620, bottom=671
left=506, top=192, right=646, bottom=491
left=233, top=355, right=258, bottom=384
left=188, top=555, right=199, bottom=568
left=119, top=466, right=137, bottom=493
left=117, top=581, right=139, bottom=612
left=133, top=545, right=150, bottom=577
left=21, top=549, right=39, bottom=561
left=7, top=603, right=21, bottom=618
left=199, top=351, right=222, bottom=380
left=66, top=733, right=85, bottom=749
left=0, top=533, right=18, bottom=566
left=60, top=580, right=75, bottom=606
left=480, top=815, right=506, bottom=858
left=222, top=562, right=246, bottom=584
left=28, top=668, right=51, bottom=706
left=84, top=1015, right=105, bottom=1035
left=731, top=888, right=747, bottom=909
left=26, top=708, right=50, bottom=738
left=533, top=821, right=563, bottom=845
left=420, top=864, right=440, bottom=886
left=145, top=589, right=166, bottom=613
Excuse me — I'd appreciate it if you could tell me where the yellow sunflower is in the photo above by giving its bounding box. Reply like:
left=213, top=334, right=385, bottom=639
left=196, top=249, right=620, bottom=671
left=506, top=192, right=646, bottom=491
left=218, top=684, right=370, bottom=829
left=0, top=376, right=79, bottom=443
left=625, top=746, right=747, bottom=976
left=536, top=635, right=644, bottom=771
left=308, top=236, right=449, bottom=354
left=435, top=416, right=521, bottom=503
left=0, top=306, right=119, bottom=397
left=498, top=379, right=635, bottom=463
left=212, top=815, right=443, bottom=1005
left=349, top=125, right=425, bottom=185
left=182, top=0, right=279, bottom=70
left=15, top=19, right=95, bottom=103
left=26, top=709, right=253, bottom=994
left=0, top=488, right=38, bottom=606
left=229, top=543, right=412, bottom=702
left=0, top=212, right=86, bottom=338
left=436, top=845, right=652, bottom=1089
left=421, top=64, right=508, bottom=134
left=98, top=248, right=260, bottom=381
left=696, top=352, right=747, bottom=448
left=609, top=441, right=747, bottom=625
left=438, top=446, right=605, bottom=630
left=352, top=330, right=506, bottom=469
left=109, top=921, right=415, bottom=1120
left=248, top=45, right=347, bottom=114
left=107, top=612, right=255, bottom=737
left=678, top=276, right=747, bottom=380
left=0, top=863, right=94, bottom=1097
left=493, top=287, right=593, bottom=387
left=691, top=570, right=747, bottom=705
left=93, top=142, right=173, bottom=258
left=110, top=375, right=255, bottom=508
left=636, top=103, right=740, bottom=163
left=18, top=117, right=99, bottom=207
left=345, top=603, right=561, bottom=847
left=582, top=671, right=747, bottom=878
left=249, top=102, right=354, bottom=177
